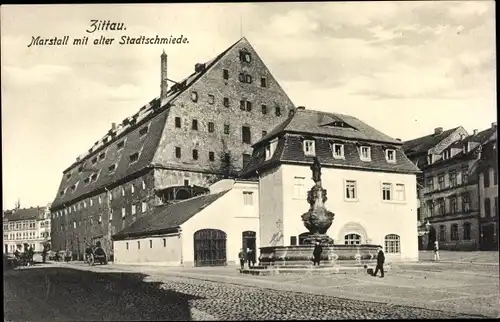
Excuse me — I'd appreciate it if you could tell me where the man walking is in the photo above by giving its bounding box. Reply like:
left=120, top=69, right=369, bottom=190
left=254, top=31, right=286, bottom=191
left=313, top=241, right=323, bottom=266
left=433, top=241, right=440, bottom=261
left=238, top=248, right=246, bottom=269
left=373, top=246, right=385, bottom=278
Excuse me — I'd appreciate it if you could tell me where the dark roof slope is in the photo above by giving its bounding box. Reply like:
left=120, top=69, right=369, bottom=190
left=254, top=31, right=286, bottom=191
left=402, top=127, right=461, bottom=155
left=52, top=38, right=246, bottom=210
left=112, top=190, right=230, bottom=240
left=257, top=108, right=402, bottom=147
left=3, top=207, right=45, bottom=221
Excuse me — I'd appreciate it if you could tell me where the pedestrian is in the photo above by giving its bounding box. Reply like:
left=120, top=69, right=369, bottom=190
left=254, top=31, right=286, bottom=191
left=313, top=241, right=323, bottom=266
left=238, top=248, right=245, bottom=269
left=372, top=246, right=385, bottom=278
left=433, top=241, right=440, bottom=261
left=247, top=248, right=254, bottom=268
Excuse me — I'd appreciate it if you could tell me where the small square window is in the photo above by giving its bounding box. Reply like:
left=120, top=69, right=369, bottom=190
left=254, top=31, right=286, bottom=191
left=99, top=152, right=106, bottom=160
left=223, top=97, right=230, bottom=107
left=175, top=117, right=181, bottom=128
left=117, top=140, right=125, bottom=149
left=129, top=152, right=139, bottom=163
left=209, top=151, right=215, bottom=161
left=275, top=106, right=281, bottom=116
left=261, top=104, right=268, bottom=114
left=224, top=124, right=230, bottom=135
left=223, top=69, right=229, bottom=80
left=386, top=149, right=396, bottom=163
left=139, top=126, right=148, bottom=136
left=208, top=122, right=215, bottom=133
left=108, top=164, right=116, bottom=172
left=303, top=140, right=316, bottom=156
left=92, top=157, right=97, bottom=164
left=240, top=100, right=246, bottom=111
left=208, top=94, right=215, bottom=104
left=260, top=77, right=267, bottom=88
left=192, top=149, right=199, bottom=160
left=175, top=147, right=181, bottom=158
left=333, top=144, right=345, bottom=159
left=192, top=119, right=198, bottom=131
left=246, top=101, right=252, bottom=112
left=191, top=91, right=198, bottom=102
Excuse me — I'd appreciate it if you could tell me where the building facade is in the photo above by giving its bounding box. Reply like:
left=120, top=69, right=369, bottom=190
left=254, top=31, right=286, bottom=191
left=418, top=124, right=497, bottom=251
left=241, top=107, right=421, bottom=262
left=112, top=180, right=259, bottom=266
left=477, top=126, right=498, bottom=250
left=3, top=204, right=51, bottom=254
left=50, top=37, right=295, bottom=259
left=403, top=126, right=469, bottom=249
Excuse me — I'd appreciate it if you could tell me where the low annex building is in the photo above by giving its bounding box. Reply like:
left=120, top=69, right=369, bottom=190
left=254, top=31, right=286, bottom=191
left=241, top=107, right=421, bottom=262
left=112, top=180, right=259, bottom=266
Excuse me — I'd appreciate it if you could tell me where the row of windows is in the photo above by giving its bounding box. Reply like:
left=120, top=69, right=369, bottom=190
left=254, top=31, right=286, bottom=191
left=55, top=181, right=147, bottom=217
left=187, top=92, right=282, bottom=116
left=172, top=147, right=251, bottom=166
left=438, top=223, right=472, bottom=241
left=4, top=221, right=37, bottom=231
left=293, top=177, right=407, bottom=202
left=66, top=125, right=150, bottom=181
left=426, top=167, right=469, bottom=193
left=426, top=193, right=471, bottom=217
left=5, top=231, right=50, bottom=240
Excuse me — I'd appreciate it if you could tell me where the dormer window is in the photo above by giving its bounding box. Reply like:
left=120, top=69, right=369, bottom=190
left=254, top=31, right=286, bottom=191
left=442, top=149, right=451, bottom=160
left=303, top=140, right=316, bottom=157
left=117, top=140, right=125, bottom=150
left=90, top=173, right=98, bottom=182
left=59, top=189, right=66, bottom=196
left=129, top=152, right=139, bottom=163
left=91, top=157, right=97, bottom=164
left=385, top=149, right=396, bottom=163
left=103, top=137, right=109, bottom=144
left=428, top=154, right=434, bottom=164
left=78, top=166, right=83, bottom=173
left=191, top=91, right=198, bottom=102
left=99, top=152, right=106, bottom=160
left=84, top=177, right=90, bottom=184
left=139, top=126, right=148, bottom=137
left=108, top=164, right=116, bottom=173
left=265, top=139, right=278, bottom=161
left=360, top=146, right=371, bottom=161
left=332, top=143, right=345, bottom=159
left=66, top=172, right=72, bottom=180
left=239, top=50, right=252, bottom=63
left=463, top=144, right=469, bottom=153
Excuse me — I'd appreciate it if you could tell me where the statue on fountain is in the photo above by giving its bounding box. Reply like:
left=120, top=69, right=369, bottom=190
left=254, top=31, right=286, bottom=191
left=301, top=157, right=335, bottom=245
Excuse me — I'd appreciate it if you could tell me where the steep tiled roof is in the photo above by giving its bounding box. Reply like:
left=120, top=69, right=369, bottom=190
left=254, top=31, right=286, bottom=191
left=257, top=108, right=402, bottom=146
left=52, top=38, right=246, bottom=210
left=241, top=109, right=420, bottom=176
left=402, top=127, right=462, bottom=155
left=112, top=190, right=229, bottom=240
left=3, top=207, right=45, bottom=221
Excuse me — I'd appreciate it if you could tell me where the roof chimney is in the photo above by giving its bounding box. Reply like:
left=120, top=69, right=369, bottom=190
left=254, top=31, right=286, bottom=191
left=160, top=50, right=168, bottom=100
left=111, top=122, right=117, bottom=131
left=194, top=63, right=206, bottom=73
left=492, top=122, right=497, bottom=129
left=473, top=129, right=478, bottom=135
left=434, top=127, right=443, bottom=135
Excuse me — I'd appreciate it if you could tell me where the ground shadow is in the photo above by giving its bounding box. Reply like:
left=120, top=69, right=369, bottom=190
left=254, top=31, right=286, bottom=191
left=4, top=266, right=205, bottom=321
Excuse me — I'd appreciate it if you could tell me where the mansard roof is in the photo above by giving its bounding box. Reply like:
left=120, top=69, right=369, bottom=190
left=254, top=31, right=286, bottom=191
left=52, top=38, right=246, bottom=210
left=112, top=190, right=229, bottom=240
left=241, top=109, right=420, bottom=176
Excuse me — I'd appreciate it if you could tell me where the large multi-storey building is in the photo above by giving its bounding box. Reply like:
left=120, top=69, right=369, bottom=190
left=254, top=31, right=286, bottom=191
left=3, top=204, right=51, bottom=254
left=477, top=125, right=498, bottom=250
left=241, top=107, right=421, bottom=262
left=403, top=126, right=469, bottom=249
left=417, top=124, right=497, bottom=251
left=50, top=37, right=295, bottom=259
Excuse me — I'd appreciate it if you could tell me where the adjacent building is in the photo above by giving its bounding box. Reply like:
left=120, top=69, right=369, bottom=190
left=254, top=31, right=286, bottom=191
left=241, top=107, right=421, bottom=262
left=412, top=123, right=497, bottom=251
left=477, top=126, right=498, bottom=250
left=3, top=204, right=52, bottom=254
left=112, top=179, right=259, bottom=266
left=50, top=37, right=295, bottom=259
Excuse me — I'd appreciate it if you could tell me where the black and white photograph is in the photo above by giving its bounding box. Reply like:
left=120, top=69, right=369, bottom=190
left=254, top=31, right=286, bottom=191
left=2, top=2, right=498, bottom=320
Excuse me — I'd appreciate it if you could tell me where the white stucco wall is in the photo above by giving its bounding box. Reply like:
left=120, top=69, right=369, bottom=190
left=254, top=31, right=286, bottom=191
left=280, top=165, right=419, bottom=262
left=181, top=181, right=260, bottom=266
left=258, top=167, right=285, bottom=247
left=114, top=234, right=183, bottom=265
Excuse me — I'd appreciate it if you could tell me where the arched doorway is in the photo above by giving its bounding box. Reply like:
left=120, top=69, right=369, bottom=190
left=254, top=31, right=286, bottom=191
left=193, top=229, right=227, bottom=267
left=242, top=231, right=256, bottom=252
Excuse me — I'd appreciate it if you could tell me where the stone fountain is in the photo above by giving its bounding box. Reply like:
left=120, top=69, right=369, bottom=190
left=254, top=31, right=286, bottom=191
left=252, top=157, right=385, bottom=275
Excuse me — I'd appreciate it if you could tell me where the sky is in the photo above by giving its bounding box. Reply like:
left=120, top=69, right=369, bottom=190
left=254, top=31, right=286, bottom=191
left=1, top=2, right=496, bottom=210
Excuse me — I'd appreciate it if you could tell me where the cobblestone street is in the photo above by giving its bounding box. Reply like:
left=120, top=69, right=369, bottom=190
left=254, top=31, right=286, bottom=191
left=5, top=252, right=499, bottom=321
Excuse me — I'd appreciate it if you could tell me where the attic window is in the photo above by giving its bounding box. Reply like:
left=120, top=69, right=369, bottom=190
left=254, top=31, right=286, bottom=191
left=442, top=150, right=451, bottom=160
left=66, top=172, right=72, bottom=180
left=332, top=143, right=345, bottom=159
left=385, top=149, right=396, bottom=163
left=223, top=69, right=229, bottom=80
left=260, top=77, right=267, bottom=88
left=90, top=173, right=98, bottom=182
left=360, top=146, right=371, bottom=161
left=191, top=91, right=198, bottom=102
left=275, top=106, right=281, bottom=116
left=117, top=140, right=125, bottom=150
left=239, top=50, right=252, bottom=63
left=59, top=189, right=66, bottom=196
left=108, top=164, right=117, bottom=173
left=78, top=166, right=83, bottom=173
left=84, top=177, right=91, bottom=184
left=223, top=97, right=230, bottom=107
left=303, top=140, right=316, bottom=157
left=139, top=126, right=148, bottom=137
left=103, top=137, right=109, bottom=144
left=99, top=152, right=106, bottom=160
left=129, top=152, right=140, bottom=163
left=91, top=157, right=98, bottom=164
